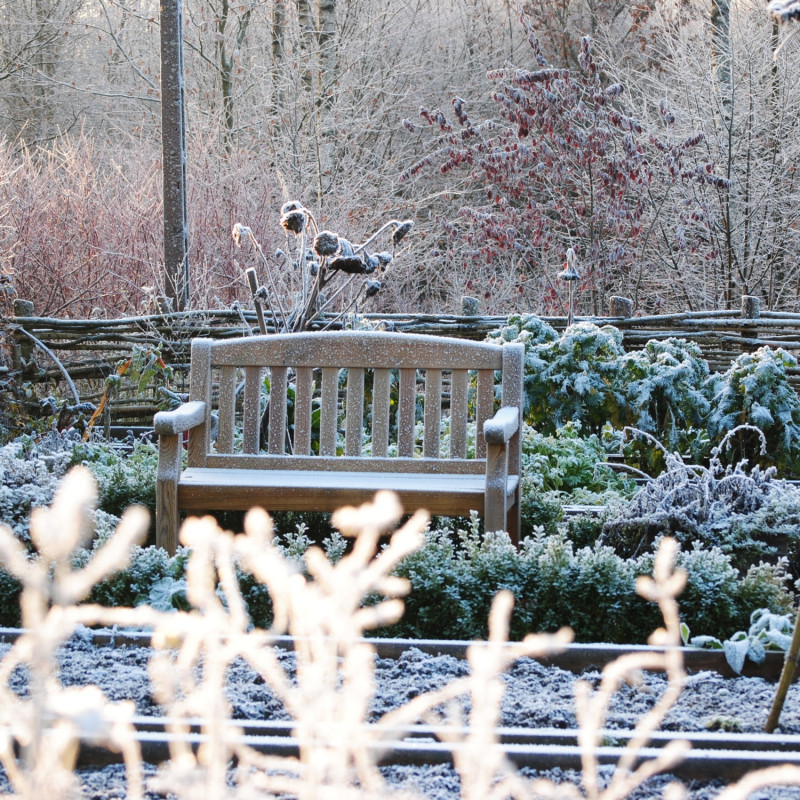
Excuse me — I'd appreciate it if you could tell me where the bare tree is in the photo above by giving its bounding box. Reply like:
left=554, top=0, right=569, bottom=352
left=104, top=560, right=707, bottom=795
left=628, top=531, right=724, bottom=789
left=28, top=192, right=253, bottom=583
left=608, top=0, right=800, bottom=311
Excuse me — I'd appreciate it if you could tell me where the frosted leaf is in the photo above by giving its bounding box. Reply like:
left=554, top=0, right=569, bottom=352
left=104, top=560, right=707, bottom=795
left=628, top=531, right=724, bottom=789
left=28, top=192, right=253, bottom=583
left=689, top=635, right=723, bottom=649
left=746, top=637, right=766, bottom=664
left=723, top=635, right=749, bottom=674
left=766, top=630, right=793, bottom=650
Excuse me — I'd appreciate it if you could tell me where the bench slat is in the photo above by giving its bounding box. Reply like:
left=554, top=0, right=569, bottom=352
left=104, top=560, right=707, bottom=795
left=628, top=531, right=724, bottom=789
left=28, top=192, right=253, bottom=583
left=320, top=367, right=339, bottom=456
left=476, top=368, right=494, bottom=459
left=268, top=366, right=288, bottom=454
left=204, top=454, right=486, bottom=474
left=217, top=365, right=236, bottom=454
left=449, top=369, right=468, bottom=459
left=398, top=368, right=416, bottom=457
left=243, top=366, right=262, bottom=454
left=371, top=368, right=391, bottom=458
left=345, top=367, right=364, bottom=456
left=188, top=339, right=212, bottom=467
left=423, top=369, right=442, bottom=458
left=293, top=366, right=313, bottom=455
left=210, top=331, right=504, bottom=370
left=178, top=466, right=518, bottom=516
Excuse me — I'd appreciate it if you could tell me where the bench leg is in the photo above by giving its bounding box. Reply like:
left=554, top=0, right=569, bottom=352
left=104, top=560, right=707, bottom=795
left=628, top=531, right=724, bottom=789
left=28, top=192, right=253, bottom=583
left=156, top=433, right=182, bottom=555
left=507, top=484, right=521, bottom=548
left=484, top=440, right=509, bottom=537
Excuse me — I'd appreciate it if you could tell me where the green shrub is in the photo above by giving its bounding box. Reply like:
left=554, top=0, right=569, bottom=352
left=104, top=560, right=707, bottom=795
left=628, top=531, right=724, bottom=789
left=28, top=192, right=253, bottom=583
left=70, top=440, right=159, bottom=519
left=0, top=568, right=21, bottom=627
left=380, top=523, right=790, bottom=644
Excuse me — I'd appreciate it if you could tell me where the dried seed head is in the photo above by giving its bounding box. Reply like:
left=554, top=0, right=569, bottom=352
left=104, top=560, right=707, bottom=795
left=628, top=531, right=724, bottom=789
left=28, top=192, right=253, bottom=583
left=232, top=223, right=251, bottom=247
left=338, top=238, right=355, bottom=257
left=329, top=255, right=366, bottom=274
left=364, top=254, right=380, bottom=274
left=314, top=231, right=339, bottom=256
left=558, top=247, right=580, bottom=281
left=280, top=200, right=302, bottom=215
left=392, top=220, right=414, bottom=245
left=365, top=279, right=381, bottom=297
left=280, top=210, right=306, bottom=235
left=375, top=252, right=393, bottom=269
left=309, top=261, right=319, bottom=276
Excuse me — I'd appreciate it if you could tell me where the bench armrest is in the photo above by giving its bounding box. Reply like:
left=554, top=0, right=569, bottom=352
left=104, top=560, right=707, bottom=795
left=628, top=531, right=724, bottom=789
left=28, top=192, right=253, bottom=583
left=483, top=406, right=519, bottom=444
left=154, top=400, right=207, bottom=436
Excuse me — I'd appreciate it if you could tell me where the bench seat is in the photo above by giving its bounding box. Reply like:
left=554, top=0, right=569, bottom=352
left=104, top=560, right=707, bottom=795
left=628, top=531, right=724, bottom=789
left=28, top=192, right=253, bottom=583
left=177, top=467, right=520, bottom=516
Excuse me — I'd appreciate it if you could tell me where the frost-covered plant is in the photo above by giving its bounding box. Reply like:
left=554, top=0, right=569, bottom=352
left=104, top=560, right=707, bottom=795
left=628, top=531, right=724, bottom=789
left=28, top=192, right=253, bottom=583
left=707, top=347, right=800, bottom=475
left=521, top=421, right=634, bottom=495
left=0, top=433, right=75, bottom=542
left=683, top=608, right=794, bottom=675
left=0, top=466, right=158, bottom=799
left=401, top=14, right=711, bottom=316
left=233, top=203, right=413, bottom=333
left=601, top=426, right=800, bottom=572
left=486, top=318, right=716, bottom=459
left=517, top=322, right=628, bottom=434
left=383, top=519, right=791, bottom=644
left=70, top=439, right=160, bottom=519
left=619, top=338, right=712, bottom=470
left=518, top=421, right=634, bottom=539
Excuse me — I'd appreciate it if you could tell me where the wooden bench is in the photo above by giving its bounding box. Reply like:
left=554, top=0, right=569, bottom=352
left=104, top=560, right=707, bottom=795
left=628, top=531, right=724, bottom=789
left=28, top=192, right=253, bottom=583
left=154, top=331, right=524, bottom=553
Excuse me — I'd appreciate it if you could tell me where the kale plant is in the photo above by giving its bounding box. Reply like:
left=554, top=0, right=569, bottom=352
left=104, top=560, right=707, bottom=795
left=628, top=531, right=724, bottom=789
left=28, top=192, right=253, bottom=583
left=707, top=346, right=800, bottom=474
left=521, top=422, right=633, bottom=495
left=618, top=338, right=712, bottom=470
left=683, top=607, right=795, bottom=675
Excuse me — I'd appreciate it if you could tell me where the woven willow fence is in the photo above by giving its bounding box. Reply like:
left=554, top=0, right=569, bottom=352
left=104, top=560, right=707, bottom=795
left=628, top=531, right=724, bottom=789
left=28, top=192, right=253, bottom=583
left=4, top=297, right=800, bottom=432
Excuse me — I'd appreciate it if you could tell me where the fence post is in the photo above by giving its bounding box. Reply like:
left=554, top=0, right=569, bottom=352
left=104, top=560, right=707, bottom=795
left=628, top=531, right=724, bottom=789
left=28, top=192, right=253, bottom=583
left=11, top=300, right=35, bottom=370
left=609, top=296, right=633, bottom=318
left=461, top=296, right=479, bottom=316
left=740, top=295, right=760, bottom=353
left=741, top=295, right=760, bottom=319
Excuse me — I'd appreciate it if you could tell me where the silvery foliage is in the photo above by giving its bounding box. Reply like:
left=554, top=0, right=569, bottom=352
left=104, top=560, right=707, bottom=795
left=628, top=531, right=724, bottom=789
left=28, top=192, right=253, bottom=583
left=0, top=431, right=119, bottom=545
left=0, top=433, right=74, bottom=542
left=601, top=425, right=800, bottom=562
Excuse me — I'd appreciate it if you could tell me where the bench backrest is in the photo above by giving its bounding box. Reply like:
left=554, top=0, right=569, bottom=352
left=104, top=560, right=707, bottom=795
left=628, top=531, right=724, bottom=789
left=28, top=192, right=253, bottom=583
left=187, top=331, right=524, bottom=475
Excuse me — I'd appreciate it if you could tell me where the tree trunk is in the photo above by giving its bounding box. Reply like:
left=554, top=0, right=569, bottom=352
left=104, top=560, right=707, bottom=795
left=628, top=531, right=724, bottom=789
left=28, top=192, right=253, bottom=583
left=160, top=0, right=190, bottom=310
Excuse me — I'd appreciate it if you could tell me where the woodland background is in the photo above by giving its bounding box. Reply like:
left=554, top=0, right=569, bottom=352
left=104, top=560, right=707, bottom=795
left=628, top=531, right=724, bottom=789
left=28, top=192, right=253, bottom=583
left=1, top=0, right=799, bottom=321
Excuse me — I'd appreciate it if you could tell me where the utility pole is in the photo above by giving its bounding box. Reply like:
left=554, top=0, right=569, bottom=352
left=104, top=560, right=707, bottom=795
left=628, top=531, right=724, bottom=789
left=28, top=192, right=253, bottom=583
left=160, top=0, right=189, bottom=310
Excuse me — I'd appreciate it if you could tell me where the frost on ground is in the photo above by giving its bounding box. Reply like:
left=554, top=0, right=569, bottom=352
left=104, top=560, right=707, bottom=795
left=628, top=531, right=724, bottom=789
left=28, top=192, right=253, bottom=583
left=2, top=635, right=800, bottom=799
left=3, top=636, right=795, bottom=734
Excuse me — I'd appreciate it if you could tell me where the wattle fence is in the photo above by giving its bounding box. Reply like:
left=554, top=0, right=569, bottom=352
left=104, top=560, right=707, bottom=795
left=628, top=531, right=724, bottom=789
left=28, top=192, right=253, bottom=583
left=4, top=296, right=800, bottom=433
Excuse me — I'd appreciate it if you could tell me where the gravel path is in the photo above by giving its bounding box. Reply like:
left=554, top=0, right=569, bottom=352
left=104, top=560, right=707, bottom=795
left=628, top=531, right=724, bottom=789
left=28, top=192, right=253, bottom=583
left=3, top=632, right=800, bottom=799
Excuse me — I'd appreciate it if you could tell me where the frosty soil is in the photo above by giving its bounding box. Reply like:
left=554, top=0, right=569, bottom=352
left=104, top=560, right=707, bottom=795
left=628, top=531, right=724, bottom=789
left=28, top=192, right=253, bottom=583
left=3, top=632, right=800, bottom=798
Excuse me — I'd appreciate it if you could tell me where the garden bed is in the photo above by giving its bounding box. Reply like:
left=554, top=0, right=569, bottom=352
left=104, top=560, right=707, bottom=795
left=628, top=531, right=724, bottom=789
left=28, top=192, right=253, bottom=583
left=3, top=630, right=800, bottom=799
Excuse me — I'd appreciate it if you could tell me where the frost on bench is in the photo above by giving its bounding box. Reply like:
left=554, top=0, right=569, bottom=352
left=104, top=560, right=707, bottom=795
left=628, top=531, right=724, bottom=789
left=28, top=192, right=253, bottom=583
left=155, top=331, right=524, bottom=553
